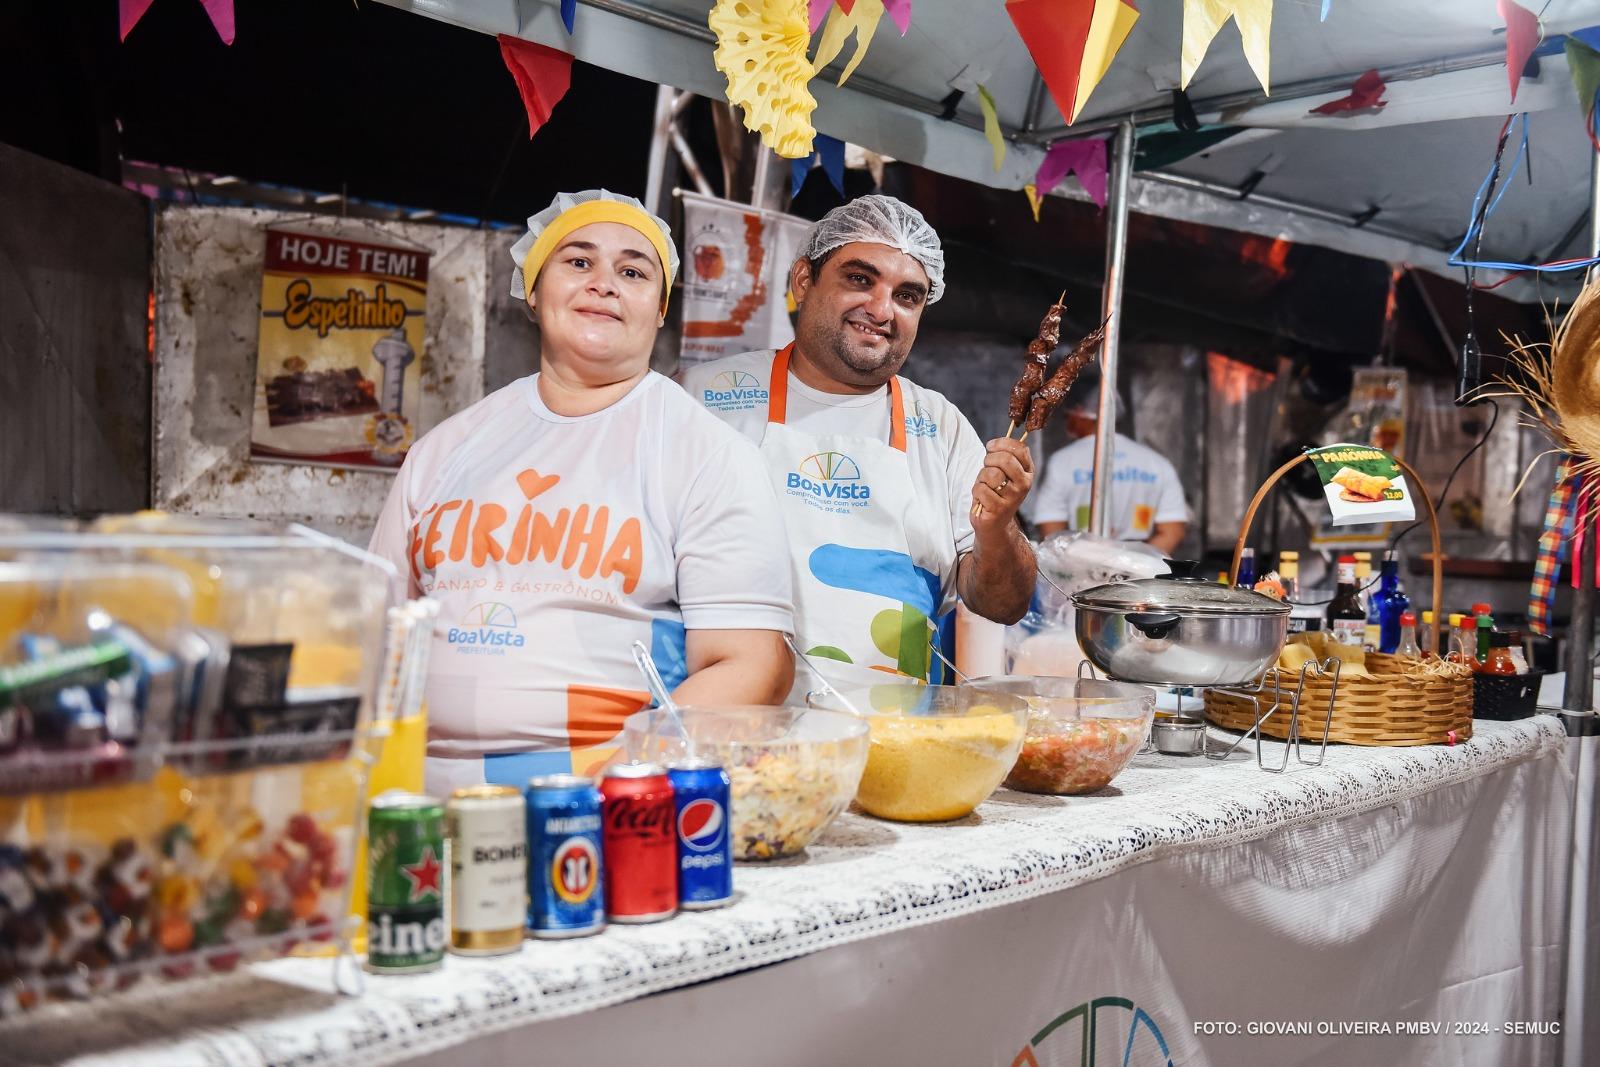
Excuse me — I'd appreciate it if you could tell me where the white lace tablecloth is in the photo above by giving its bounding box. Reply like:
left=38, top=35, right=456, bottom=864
left=9, top=716, right=1568, bottom=1067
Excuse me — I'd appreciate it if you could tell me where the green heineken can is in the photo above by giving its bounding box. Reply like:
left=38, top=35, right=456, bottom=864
left=366, top=791, right=447, bottom=974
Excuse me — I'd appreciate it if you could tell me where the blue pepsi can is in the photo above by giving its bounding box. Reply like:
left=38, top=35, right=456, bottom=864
left=668, top=759, right=733, bottom=910
left=525, top=774, right=605, bottom=938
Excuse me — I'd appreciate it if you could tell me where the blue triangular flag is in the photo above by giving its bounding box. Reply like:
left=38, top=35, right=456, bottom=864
left=1573, top=25, right=1600, bottom=52
left=561, top=0, right=575, bottom=34
left=816, top=135, right=846, bottom=197
left=791, top=155, right=814, bottom=200
left=1320, top=0, right=1330, bottom=20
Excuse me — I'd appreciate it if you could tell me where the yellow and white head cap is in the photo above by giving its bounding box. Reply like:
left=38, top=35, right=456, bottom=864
left=508, top=189, right=680, bottom=314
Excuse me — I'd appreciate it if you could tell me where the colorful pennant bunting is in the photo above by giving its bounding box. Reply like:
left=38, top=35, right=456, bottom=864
left=790, top=135, right=847, bottom=198
left=1035, top=137, right=1107, bottom=208
left=977, top=86, right=1006, bottom=170
left=1309, top=68, right=1386, bottom=115
left=1498, top=0, right=1540, bottom=104
left=1023, top=182, right=1043, bottom=222
left=882, top=0, right=912, bottom=35
left=1320, top=0, right=1330, bottom=21
left=120, top=0, right=234, bottom=44
left=1006, top=0, right=1139, bottom=126
left=813, top=0, right=884, bottom=86
left=1181, top=0, right=1272, bottom=95
left=809, top=0, right=832, bottom=33
left=497, top=35, right=575, bottom=138
left=1568, top=38, right=1600, bottom=148
left=562, top=0, right=576, bottom=34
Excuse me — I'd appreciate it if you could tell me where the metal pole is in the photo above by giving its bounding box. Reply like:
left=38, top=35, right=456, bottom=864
left=750, top=147, right=771, bottom=209
left=1090, top=119, right=1135, bottom=538
left=643, top=84, right=676, bottom=218
left=1564, top=150, right=1600, bottom=711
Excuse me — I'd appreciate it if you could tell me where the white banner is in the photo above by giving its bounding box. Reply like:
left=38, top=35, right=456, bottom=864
left=480, top=753, right=1569, bottom=1067
left=678, top=191, right=812, bottom=369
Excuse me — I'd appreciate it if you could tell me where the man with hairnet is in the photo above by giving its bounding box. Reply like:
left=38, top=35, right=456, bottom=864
left=680, top=194, right=1036, bottom=689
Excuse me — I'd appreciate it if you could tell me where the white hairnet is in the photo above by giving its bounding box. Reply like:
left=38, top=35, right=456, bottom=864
left=797, top=194, right=945, bottom=304
left=507, top=188, right=679, bottom=304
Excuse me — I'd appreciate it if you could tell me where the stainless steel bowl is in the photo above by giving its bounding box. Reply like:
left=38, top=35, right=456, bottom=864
left=1072, top=575, right=1289, bottom=687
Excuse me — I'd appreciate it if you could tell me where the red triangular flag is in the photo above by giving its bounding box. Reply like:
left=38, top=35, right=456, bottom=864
left=1499, top=0, right=1540, bottom=103
left=838, top=0, right=857, bottom=13
left=1006, top=0, right=1097, bottom=125
left=497, top=35, right=575, bottom=139
left=119, top=0, right=158, bottom=40
left=1309, top=68, right=1386, bottom=115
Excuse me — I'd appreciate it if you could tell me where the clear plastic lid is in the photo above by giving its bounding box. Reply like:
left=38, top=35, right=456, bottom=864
left=1072, top=575, right=1292, bottom=617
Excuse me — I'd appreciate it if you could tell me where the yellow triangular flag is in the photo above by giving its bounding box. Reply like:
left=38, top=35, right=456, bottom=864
left=977, top=85, right=1006, bottom=171
left=1181, top=0, right=1272, bottom=94
left=813, top=0, right=885, bottom=87
left=1024, top=183, right=1043, bottom=222
left=1073, top=0, right=1141, bottom=123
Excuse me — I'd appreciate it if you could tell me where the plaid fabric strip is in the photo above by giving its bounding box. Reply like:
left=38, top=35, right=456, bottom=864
left=1529, top=457, right=1577, bottom=637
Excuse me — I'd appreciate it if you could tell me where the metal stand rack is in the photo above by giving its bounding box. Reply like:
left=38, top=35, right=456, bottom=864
left=1079, top=656, right=1342, bottom=772
left=1202, top=657, right=1342, bottom=772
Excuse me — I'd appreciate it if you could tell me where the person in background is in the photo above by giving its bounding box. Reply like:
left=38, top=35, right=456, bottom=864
left=370, top=190, right=794, bottom=796
left=679, top=195, right=1035, bottom=690
left=1028, top=380, right=1189, bottom=553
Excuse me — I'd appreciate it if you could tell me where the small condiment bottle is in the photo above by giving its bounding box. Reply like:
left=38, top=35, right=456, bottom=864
left=1477, top=631, right=1517, bottom=675
left=1446, top=613, right=1468, bottom=661
left=1475, top=615, right=1495, bottom=665
left=1394, top=612, right=1421, bottom=659
left=1506, top=631, right=1531, bottom=675
left=1419, top=609, right=1436, bottom=656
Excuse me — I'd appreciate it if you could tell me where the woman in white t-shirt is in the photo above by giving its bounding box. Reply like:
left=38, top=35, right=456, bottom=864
left=370, top=190, right=795, bottom=795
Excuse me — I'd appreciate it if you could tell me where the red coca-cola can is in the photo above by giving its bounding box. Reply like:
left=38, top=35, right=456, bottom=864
left=600, top=762, right=678, bottom=923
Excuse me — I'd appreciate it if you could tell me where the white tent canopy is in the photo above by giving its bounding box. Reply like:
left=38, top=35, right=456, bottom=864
left=381, top=0, right=1600, bottom=289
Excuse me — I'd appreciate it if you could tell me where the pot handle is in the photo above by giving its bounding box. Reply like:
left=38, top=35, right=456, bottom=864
left=1126, top=612, right=1181, bottom=640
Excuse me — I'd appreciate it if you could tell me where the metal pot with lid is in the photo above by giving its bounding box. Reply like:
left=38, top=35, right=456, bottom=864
left=1072, top=563, right=1290, bottom=686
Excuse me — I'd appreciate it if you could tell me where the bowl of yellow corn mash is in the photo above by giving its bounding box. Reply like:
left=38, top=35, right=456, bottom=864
left=622, top=706, right=869, bottom=860
left=813, top=684, right=1028, bottom=822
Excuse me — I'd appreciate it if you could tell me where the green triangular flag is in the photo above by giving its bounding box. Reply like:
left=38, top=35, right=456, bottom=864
left=1566, top=38, right=1600, bottom=124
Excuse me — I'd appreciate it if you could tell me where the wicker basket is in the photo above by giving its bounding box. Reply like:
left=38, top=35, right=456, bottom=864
left=1205, top=653, right=1474, bottom=745
left=1207, top=452, right=1471, bottom=746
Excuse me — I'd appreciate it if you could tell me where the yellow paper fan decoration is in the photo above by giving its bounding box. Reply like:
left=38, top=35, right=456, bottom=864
left=710, top=0, right=818, bottom=159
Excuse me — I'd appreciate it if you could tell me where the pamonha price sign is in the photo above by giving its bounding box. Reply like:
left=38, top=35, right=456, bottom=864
left=1307, top=444, right=1416, bottom=526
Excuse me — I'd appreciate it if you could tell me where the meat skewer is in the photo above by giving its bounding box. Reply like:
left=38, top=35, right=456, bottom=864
left=972, top=314, right=1111, bottom=521
left=1008, top=295, right=1066, bottom=428
left=1023, top=316, right=1109, bottom=434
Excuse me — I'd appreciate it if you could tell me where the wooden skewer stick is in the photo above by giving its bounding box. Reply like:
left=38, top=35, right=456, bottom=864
left=1005, top=419, right=1016, bottom=438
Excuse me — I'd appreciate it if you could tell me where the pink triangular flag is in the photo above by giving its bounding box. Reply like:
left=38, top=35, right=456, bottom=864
left=119, top=0, right=157, bottom=40
left=882, top=0, right=912, bottom=35
left=199, top=0, right=235, bottom=45
left=121, top=0, right=234, bottom=44
left=1034, top=138, right=1107, bottom=208
left=498, top=35, right=575, bottom=138
left=1498, top=0, right=1540, bottom=103
left=809, top=0, right=833, bottom=33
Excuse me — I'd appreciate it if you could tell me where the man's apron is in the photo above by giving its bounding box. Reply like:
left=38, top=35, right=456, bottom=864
left=759, top=345, right=949, bottom=698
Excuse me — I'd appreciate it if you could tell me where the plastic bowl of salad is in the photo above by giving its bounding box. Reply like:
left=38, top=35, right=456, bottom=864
left=961, top=676, right=1154, bottom=795
left=622, top=706, right=869, bottom=859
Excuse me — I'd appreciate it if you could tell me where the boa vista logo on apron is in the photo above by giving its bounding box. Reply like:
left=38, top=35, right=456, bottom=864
left=785, top=451, right=872, bottom=512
